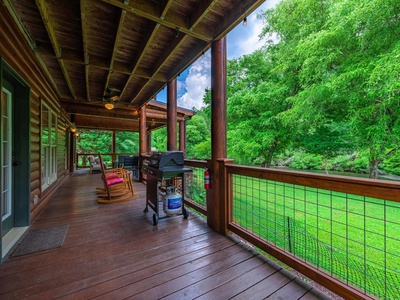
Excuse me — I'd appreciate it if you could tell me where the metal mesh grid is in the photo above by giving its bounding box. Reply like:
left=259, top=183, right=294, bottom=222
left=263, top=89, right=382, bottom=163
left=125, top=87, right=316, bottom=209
left=231, top=175, right=400, bottom=299
left=184, top=167, right=207, bottom=211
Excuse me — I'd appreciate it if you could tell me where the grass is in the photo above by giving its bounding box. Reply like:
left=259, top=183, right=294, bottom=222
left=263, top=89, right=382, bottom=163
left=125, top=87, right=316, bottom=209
left=231, top=175, right=400, bottom=299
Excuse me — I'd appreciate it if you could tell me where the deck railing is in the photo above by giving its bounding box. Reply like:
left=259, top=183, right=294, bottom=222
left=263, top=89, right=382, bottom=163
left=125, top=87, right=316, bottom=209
left=183, top=160, right=400, bottom=300
left=76, top=153, right=136, bottom=169
left=183, top=160, right=208, bottom=217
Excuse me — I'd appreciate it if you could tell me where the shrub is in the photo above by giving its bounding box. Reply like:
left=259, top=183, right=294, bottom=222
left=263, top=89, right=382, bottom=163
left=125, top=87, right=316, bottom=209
left=289, top=152, right=323, bottom=170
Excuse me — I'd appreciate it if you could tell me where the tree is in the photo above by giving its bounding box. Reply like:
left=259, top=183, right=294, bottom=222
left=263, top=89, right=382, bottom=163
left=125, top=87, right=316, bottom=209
left=151, top=127, right=167, bottom=151
left=116, top=132, right=139, bottom=154
left=186, top=113, right=210, bottom=159
left=260, top=0, right=400, bottom=178
left=226, top=50, right=295, bottom=166
left=76, top=129, right=112, bottom=154
left=298, top=121, right=354, bottom=173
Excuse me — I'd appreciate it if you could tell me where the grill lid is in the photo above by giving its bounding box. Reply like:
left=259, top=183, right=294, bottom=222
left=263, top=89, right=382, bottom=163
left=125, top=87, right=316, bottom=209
left=143, top=151, right=192, bottom=181
left=148, top=151, right=185, bottom=169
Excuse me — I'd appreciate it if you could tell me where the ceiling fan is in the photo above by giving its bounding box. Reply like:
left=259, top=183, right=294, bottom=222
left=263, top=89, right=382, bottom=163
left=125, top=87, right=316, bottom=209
left=103, top=87, right=121, bottom=110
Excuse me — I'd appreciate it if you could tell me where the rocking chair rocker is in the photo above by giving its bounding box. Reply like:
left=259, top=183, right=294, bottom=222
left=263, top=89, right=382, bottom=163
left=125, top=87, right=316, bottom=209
left=96, top=154, right=137, bottom=203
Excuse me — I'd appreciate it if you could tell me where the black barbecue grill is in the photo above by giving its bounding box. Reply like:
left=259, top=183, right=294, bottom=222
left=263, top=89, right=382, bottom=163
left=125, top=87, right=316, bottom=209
left=142, top=151, right=192, bottom=225
left=142, top=151, right=192, bottom=181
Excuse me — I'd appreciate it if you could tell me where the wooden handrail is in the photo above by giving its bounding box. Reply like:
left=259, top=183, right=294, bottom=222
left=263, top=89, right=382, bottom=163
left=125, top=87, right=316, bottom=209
left=226, top=164, right=400, bottom=202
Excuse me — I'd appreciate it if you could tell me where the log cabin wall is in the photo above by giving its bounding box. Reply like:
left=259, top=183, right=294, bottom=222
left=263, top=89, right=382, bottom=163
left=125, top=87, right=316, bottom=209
left=0, top=2, right=72, bottom=224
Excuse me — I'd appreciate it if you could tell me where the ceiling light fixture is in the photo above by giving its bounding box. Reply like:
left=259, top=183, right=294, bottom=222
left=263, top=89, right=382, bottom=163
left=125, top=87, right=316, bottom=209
left=243, top=16, right=247, bottom=27
left=105, top=102, right=115, bottom=110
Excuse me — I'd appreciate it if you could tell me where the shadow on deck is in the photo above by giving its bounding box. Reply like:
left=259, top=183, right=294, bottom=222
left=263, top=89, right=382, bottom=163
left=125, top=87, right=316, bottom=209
left=0, top=170, right=331, bottom=299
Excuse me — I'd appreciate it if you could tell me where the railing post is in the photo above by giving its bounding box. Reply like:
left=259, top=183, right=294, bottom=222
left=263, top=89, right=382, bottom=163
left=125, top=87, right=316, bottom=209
left=218, top=158, right=234, bottom=235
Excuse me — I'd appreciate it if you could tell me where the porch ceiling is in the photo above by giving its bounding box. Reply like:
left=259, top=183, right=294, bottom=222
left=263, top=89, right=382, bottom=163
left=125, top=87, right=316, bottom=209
left=5, top=0, right=265, bottom=131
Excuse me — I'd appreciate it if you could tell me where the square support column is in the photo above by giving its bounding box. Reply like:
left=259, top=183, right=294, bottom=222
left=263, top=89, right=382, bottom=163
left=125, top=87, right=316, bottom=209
left=167, top=78, right=177, bottom=151
left=208, top=37, right=227, bottom=233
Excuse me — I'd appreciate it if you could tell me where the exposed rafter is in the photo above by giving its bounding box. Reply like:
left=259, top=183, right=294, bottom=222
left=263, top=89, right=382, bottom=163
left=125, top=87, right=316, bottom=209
left=130, top=32, right=188, bottom=105
left=80, top=0, right=90, bottom=101
left=102, top=9, right=127, bottom=98
left=36, top=0, right=76, bottom=99
left=188, top=0, right=219, bottom=31
left=100, top=0, right=213, bottom=42
left=119, top=22, right=161, bottom=101
left=159, top=0, right=174, bottom=20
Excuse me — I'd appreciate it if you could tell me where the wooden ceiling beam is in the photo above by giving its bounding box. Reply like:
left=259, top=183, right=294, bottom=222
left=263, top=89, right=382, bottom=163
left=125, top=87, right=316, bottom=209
left=36, top=0, right=76, bottom=99
left=36, top=45, right=167, bottom=82
left=74, top=114, right=166, bottom=132
left=62, top=102, right=186, bottom=121
left=120, top=22, right=161, bottom=100
left=159, top=0, right=174, bottom=20
left=100, top=0, right=212, bottom=42
left=103, top=9, right=127, bottom=98
left=80, top=0, right=90, bottom=101
left=122, top=0, right=216, bottom=107
left=167, top=40, right=208, bottom=83
left=130, top=33, right=188, bottom=105
left=62, top=102, right=138, bottom=119
left=74, top=114, right=140, bottom=132
left=188, top=0, right=218, bottom=31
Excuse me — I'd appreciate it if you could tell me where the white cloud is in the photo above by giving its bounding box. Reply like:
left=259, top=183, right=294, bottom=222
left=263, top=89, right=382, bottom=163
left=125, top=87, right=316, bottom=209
left=177, top=52, right=211, bottom=110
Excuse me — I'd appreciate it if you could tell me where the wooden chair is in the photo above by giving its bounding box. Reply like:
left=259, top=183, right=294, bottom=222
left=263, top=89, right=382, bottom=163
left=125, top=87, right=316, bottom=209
left=96, top=154, right=137, bottom=203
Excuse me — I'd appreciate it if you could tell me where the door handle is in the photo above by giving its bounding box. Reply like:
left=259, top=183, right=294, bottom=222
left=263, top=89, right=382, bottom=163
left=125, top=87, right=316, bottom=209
left=12, top=161, right=19, bottom=166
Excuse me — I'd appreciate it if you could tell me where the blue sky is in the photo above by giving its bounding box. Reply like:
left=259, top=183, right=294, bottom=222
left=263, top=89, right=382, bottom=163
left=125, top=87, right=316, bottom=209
left=156, top=0, right=281, bottom=110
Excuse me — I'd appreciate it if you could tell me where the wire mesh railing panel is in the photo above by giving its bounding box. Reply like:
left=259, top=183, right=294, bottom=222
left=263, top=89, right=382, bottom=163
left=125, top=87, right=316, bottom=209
left=184, top=167, right=207, bottom=215
left=231, top=174, right=400, bottom=300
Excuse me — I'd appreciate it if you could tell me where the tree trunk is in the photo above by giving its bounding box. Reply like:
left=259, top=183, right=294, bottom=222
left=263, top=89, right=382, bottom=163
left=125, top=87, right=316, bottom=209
left=369, top=157, right=382, bottom=179
left=261, top=140, right=278, bottom=168
left=324, top=156, right=329, bottom=174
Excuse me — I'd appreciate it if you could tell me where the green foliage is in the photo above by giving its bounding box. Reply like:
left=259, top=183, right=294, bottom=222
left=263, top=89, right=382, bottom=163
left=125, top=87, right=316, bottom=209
left=331, top=153, right=369, bottom=173
left=256, top=0, right=400, bottom=178
left=381, top=151, right=400, bottom=176
left=193, top=140, right=211, bottom=160
left=186, top=114, right=210, bottom=159
left=227, top=49, right=295, bottom=167
left=76, top=129, right=112, bottom=154
left=289, top=152, right=323, bottom=170
left=151, top=127, right=167, bottom=151
left=116, top=132, right=139, bottom=154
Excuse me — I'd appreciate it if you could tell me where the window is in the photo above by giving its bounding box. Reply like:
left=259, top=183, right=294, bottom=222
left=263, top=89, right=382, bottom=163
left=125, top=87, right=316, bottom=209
left=1, top=87, right=12, bottom=220
left=41, top=103, right=57, bottom=190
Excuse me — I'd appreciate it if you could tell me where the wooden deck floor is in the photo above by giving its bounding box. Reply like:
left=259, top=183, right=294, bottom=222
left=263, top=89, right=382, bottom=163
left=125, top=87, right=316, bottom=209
left=0, top=171, right=331, bottom=299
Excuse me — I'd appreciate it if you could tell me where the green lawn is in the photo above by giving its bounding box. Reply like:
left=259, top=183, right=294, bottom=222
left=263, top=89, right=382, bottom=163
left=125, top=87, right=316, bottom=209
left=231, top=175, right=400, bottom=299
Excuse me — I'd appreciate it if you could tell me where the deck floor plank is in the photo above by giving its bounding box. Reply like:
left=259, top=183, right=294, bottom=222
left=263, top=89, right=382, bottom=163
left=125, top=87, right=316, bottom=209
left=0, top=171, right=330, bottom=300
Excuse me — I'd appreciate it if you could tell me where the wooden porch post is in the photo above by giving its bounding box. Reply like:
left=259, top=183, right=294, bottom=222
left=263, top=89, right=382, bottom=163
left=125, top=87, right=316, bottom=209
left=209, top=37, right=227, bottom=233
left=112, top=130, right=116, bottom=163
left=147, top=130, right=152, bottom=153
left=69, top=132, right=76, bottom=172
left=179, top=120, right=186, bottom=157
left=167, top=78, right=177, bottom=151
left=139, top=105, right=147, bottom=181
